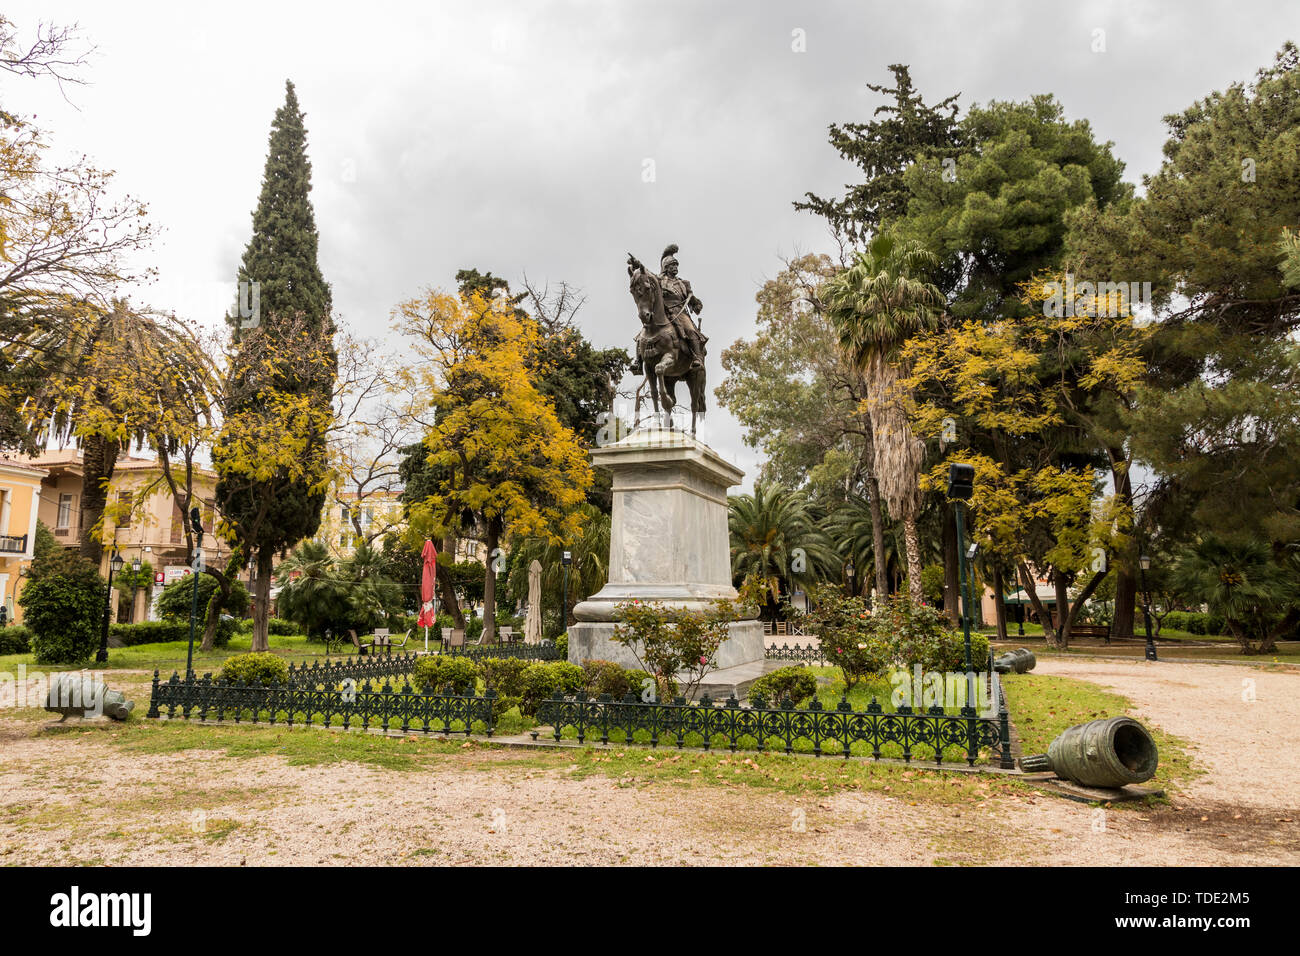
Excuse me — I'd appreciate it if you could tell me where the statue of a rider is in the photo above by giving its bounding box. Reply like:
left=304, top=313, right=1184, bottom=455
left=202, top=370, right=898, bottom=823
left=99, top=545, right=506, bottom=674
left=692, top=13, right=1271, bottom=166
left=628, top=243, right=707, bottom=371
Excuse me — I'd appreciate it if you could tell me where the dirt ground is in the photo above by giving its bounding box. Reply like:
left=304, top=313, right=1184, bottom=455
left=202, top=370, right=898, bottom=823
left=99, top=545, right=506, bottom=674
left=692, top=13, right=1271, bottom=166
left=1, top=661, right=1297, bottom=866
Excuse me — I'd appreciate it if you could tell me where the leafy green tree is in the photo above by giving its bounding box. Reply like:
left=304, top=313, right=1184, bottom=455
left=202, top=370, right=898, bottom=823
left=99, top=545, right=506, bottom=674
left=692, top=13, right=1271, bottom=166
left=273, top=540, right=402, bottom=640
left=795, top=63, right=963, bottom=244
left=1067, top=45, right=1300, bottom=622
left=900, top=95, right=1129, bottom=320
left=215, top=80, right=338, bottom=652
left=155, top=575, right=249, bottom=626
left=19, top=555, right=105, bottom=664
left=395, top=285, right=592, bottom=643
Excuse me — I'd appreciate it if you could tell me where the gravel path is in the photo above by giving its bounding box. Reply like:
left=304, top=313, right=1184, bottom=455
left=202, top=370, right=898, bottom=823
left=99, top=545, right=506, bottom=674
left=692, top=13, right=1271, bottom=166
left=1034, top=657, right=1300, bottom=814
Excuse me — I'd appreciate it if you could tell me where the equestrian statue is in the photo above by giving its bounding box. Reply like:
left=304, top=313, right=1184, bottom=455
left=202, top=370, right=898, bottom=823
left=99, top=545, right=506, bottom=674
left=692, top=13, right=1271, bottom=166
left=626, top=243, right=709, bottom=433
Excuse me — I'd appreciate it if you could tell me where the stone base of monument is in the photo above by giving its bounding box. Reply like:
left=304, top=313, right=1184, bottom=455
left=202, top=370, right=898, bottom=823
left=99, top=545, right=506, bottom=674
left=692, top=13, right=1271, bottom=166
left=568, top=619, right=765, bottom=671
left=568, top=425, right=771, bottom=697
left=568, top=619, right=773, bottom=699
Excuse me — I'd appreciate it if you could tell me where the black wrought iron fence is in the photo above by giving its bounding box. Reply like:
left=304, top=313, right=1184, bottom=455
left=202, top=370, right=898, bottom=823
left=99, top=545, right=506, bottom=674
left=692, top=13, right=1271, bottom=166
left=147, top=671, right=497, bottom=735
left=764, top=642, right=828, bottom=664
left=285, top=654, right=419, bottom=685
left=443, top=642, right=563, bottom=662
left=535, top=680, right=1013, bottom=767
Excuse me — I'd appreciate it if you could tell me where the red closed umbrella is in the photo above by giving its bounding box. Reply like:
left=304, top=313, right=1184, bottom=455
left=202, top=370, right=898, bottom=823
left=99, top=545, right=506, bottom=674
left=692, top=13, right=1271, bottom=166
left=417, top=540, right=438, bottom=649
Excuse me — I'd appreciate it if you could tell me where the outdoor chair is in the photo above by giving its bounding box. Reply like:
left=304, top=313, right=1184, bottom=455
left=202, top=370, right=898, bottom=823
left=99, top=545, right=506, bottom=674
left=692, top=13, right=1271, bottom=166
left=498, top=625, right=514, bottom=643
left=349, top=629, right=373, bottom=656
left=441, top=627, right=466, bottom=654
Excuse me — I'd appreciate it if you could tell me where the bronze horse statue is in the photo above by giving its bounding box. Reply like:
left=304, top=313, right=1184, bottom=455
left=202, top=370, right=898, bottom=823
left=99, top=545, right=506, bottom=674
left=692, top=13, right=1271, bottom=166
left=627, top=258, right=707, bottom=433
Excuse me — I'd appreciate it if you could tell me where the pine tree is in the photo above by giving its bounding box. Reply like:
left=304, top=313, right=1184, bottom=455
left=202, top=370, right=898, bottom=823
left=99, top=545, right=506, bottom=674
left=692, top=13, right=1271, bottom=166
left=215, top=80, right=338, bottom=652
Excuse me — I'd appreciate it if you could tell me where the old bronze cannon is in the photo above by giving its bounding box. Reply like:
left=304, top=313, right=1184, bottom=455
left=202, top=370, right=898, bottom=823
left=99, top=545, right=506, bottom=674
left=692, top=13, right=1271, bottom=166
left=1019, top=716, right=1158, bottom=788
left=44, top=673, right=134, bottom=722
left=993, top=648, right=1036, bottom=674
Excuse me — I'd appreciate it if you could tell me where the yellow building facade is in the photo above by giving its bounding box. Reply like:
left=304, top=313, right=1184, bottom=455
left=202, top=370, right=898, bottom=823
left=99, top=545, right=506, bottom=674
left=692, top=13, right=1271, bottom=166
left=0, top=457, right=48, bottom=624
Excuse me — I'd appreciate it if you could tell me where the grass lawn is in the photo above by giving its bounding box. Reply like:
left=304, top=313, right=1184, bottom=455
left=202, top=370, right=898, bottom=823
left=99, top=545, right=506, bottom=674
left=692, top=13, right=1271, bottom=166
left=0, top=631, right=368, bottom=679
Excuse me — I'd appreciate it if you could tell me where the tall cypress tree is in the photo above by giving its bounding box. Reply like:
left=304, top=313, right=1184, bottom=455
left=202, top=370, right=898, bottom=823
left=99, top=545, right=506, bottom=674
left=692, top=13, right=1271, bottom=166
left=215, top=80, right=337, bottom=651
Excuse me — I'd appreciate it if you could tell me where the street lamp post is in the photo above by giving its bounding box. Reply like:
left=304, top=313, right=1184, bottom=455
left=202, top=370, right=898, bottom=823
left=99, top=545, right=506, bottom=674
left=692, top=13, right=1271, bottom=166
left=947, top=463, right=976, bottom=674
left=561, top=549, right=572, bottom=633
left=97, top=549, right=124, bottom=664
left=1139, top=554, right=1157, bottom=662
left=185, top=507, right=204, bottom=678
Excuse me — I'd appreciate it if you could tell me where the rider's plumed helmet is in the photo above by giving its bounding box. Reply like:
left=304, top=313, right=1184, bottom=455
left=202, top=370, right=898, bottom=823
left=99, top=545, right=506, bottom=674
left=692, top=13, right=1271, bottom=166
left=660, top=243, right=679, bottom=271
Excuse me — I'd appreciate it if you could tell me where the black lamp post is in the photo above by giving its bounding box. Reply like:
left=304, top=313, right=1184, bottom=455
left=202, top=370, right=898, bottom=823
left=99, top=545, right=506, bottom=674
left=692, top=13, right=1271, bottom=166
left=97, top=548, right=124, bottom=664
left=185, top=506, right=204, bottom=678
left=1139, top=554, right=1157, bottom=662
left=947, top=463, right=976, bottom=673
left=845, top=561, right=855, bottom=599
left=561, top=549, right=572, bottom=633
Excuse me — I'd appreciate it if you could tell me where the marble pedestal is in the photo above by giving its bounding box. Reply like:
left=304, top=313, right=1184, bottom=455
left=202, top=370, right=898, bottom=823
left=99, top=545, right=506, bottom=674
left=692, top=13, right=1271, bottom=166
left=569, top=426, right=762, bottom=673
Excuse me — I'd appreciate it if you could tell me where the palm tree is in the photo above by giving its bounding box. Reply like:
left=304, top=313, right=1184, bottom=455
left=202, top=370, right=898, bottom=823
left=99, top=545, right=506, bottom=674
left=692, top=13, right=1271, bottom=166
left=1173, top=536, right=1299, bottom=654
left=9, top=296, right=216, bottom=564
left=275, top=540, right=352, bottom=639
left=728, top=483, right=838, bottom=618
left=824, top=233, right=944, bottom=604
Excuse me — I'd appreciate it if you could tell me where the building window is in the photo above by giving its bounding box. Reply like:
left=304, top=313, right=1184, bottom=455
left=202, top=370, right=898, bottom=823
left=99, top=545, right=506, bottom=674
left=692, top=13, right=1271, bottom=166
left=56, top=493, right=75, bottom=535
left=171, top=502, right=183, bottom=544
left=117, top=491, right=132, bottom=529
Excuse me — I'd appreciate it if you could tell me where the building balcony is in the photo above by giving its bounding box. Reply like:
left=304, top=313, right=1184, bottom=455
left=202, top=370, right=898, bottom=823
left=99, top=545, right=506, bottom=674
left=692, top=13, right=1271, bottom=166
left=0, top=533, right=28, bottom=554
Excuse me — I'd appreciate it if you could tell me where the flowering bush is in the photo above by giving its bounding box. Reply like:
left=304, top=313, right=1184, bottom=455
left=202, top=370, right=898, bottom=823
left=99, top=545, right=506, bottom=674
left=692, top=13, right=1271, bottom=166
left=805, top=588, right=889, bottom=690
left=808, top=591, right=990, bottom=687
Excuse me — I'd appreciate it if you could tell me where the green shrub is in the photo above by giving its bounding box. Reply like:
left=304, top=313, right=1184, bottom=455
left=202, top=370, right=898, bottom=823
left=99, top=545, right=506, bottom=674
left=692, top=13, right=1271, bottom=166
left=521, top=661, right=585, bottom=714
left=1160, top=610, right=1225, bottom=636
left=267, top=617, right=300, bottom=636
left=554, top=634, right=568, bottom=659
left=465, top=616, right=484, bottom=643
left=411, top=656, right=480, bottom=695
left=219, top=652, right=289, bottom=686
left=869, top=595, right=991, bottom=673
left=110, top=620, right=186, bottom=646
left=20, top=558, right=106, bottom=665
left=0, top=625, right=32, bottom=655
left=108, top=617, right=238, bottom=648
left=749, top=665, right=819, bottom=707
left=478, top=657, right=532, bottom=698
left=580, top=659, right=649, bottom=699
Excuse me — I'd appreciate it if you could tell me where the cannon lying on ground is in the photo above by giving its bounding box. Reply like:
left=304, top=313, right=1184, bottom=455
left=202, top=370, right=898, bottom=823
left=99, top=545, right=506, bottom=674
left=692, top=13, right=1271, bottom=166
left=1019, top=716, right=1158, bottom=788
left=44, top=674, right=134, bottom=721
left=993, top=648, right=1036, bottom=674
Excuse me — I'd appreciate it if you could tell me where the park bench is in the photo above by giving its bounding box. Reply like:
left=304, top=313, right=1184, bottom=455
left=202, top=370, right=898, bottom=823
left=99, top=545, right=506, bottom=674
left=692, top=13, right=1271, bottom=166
left=1068, top=624, right=1112, bottom=643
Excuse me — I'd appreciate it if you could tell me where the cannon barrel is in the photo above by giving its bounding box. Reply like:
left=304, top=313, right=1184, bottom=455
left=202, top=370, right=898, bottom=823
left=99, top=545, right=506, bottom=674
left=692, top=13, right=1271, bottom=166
left=993, top=648, right=1036, bottom=674
left=44, top=674, right=134, bottom=721
left=1019, top=716, right=1158, bottom=788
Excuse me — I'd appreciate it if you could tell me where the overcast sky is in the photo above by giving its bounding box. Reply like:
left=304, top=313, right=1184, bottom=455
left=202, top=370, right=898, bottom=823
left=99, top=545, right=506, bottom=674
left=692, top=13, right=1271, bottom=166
left=6, top=1, right=1295, bottom=484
